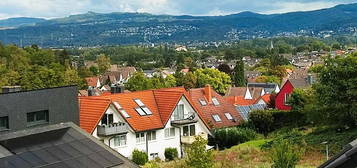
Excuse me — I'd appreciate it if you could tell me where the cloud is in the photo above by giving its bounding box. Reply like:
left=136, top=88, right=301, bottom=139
left=0, top=0, right=355, bottom=19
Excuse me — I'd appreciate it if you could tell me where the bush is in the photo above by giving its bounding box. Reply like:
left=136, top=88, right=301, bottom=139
left=270, top=140, right=302, bottom=168
left=213, top=127, right=257, bottom=149
left=185, top=136, right=213, bottom=168
left=164, top=148, right=178, bottom=161
left=262, top=129, right=305, bottom=149
left=249, top=110, right=274, bottom=135
left=132, top=149, right=148, bottom=165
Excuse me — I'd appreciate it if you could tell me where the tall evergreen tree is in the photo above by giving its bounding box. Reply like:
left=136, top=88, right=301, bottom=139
left=233, top=59, right=245, bottom=87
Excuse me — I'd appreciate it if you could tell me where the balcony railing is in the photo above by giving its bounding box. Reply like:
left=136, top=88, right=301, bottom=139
left=171, top=113, right=198, bottom=126
left=181, top=132, right=208, bottom=144
left=97, top=122, right=128, bottom=136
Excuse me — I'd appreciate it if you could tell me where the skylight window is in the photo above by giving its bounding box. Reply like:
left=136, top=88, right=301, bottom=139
left=135, top=107, right=146, bottom=116
left=134, top=99, right=145, bottom=106
left=212, top=114, right=222, bottom=122
left=224, top=113, right=233, bottom=120
left=120, top=110, right=130, bottom=118
left=199, top=99, right=207, bottom=106
left=141, top=106, right=152, bottom=115
left=113, top=101, right=122, bottom=109
left=212, top=97, right=220, bottom=106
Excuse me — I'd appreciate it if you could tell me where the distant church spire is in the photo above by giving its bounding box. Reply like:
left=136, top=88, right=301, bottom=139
left=270, top=40, right=274, bottom=50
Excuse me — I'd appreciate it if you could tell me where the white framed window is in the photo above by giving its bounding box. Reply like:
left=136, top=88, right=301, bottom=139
left=165, top=128, right=175, bottom=137
left=199, top=99, right=207, bottom=106
left=173, top=104, right=185, bottom=120
left=224, top=113, right=233, bottom=120
left=135, top=107, right=146, bottom=116
left=284, top=93, right=291, bottom=105
left=113, top=101, right=122, bottom=109
left=212, top=114, right=222, bottom=122
left=136, top=133, right=145, bottom=143
left=183, top=124, right=195, bottom=136
left=142, top=106, right=153, bottom=115
left=113, top=135, right=126, bottom=147
left=134, top=99, right=145, bottom=106
left=147, top=131, right=156, bottom=141
left=212, top=97, right=220, bottom=106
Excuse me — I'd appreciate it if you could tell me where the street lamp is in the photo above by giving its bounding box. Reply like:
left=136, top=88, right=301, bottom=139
left=321, top=141, right=329, bottom=161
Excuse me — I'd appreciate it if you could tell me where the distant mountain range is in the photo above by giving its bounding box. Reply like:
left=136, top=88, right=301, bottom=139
left=1, top=3, right=357, bottom=47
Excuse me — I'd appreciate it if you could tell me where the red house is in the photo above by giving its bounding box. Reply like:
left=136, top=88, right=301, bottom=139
left=275, top=79, right=310, bottom=110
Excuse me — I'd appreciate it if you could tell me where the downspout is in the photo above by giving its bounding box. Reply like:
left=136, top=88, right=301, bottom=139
left=146, top=132, right=149, bottom=158
left=173, top=125, right=183, bottom=158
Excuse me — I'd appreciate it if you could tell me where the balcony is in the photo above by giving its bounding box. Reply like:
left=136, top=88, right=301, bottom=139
left=171, top=113, right=198, bottom=126
left=97, top=122, right=128, bottom=136
left=181, top=132, right=208, bottom=144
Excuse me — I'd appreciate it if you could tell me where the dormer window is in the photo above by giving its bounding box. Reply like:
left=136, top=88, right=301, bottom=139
left=133, top=99, right=153, bottom=116
left=212, top=97, right=220, bottom=106
left=199, top=99, right=207, bottom=106
left=212, top=114, right=222, bottom=122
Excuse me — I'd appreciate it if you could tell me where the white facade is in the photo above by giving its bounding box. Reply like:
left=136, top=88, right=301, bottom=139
left=92, top=96, right=211, bottom=160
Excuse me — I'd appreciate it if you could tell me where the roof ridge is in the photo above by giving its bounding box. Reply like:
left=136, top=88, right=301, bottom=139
left=152, top=90, right=165, bottom=126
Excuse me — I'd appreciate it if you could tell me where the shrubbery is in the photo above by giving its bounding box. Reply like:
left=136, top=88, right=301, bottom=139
left=213, top=127, right=257, bottom=149
left=132, top=149, right=148, bottom=165
left=185, top=136, right=213, bottom=168
left=270, top=140, right=302, bottom=168
left=249, top=110, right=274, bottom=135
left=164, top=147, right=178, bottom=161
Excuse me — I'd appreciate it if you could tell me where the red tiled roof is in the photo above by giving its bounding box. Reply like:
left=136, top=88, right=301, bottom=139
left=189, top=87, right=243, bottom=129
left=85, top=77, right=99, bottom=87
left=255, top=94, right=271, bottom=104
left=79, top=97, right=111, bottom=133
left=79, top=87, right=209, bottom=133
left=225, top=96, right=256, bottom=106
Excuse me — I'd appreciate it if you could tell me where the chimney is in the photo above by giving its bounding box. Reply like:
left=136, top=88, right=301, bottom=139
left=88, top=86, right=94, bottom=96
left=204, top=84, right=212, bottom=103
left=111, top=84, right=125, bottom=94
left=1, top=86, right=21, bottom=94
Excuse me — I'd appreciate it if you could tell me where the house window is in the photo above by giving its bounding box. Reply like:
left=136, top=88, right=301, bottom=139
left=27, top=110, right=49, bottom=127
left=183, top=124, right=195, bottom=136
left=174, top=104, right=185, bottom=120
left=199, top=99, right=207, bottom=106
left=284, top=93, right=291, bottom=105
left=133, top=99, right=153, bottom=116
left=101, top=113, right=114, bottom=125
left=113, top=135, right=126, bottom=146
left=224, top=113, right=233, bottom=120
left=147, top=131, right=156, bottom=141
left=212, top=97, right=220, bottom=106
left=212, top=114, right=222, bottom=122
left=0, top=116, right=9, bottom=130
left=136, top=133, right=145, bottom=143
left=165, top=128, right=175, bottom=137
left=150, top=153, right=159, bottom=159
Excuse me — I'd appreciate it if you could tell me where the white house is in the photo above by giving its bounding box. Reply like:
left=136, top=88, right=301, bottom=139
left=79, top=87, right=211, bottom=160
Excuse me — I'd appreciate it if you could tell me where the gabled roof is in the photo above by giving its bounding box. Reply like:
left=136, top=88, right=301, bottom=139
left=225, top=96, right=256, bottom=106
left=85, top=77, right=99, bottom=87
left=189, top=87, right=243, bottom=129
left=0, top=122, right=138, bottom=168
left=225, top=87, right=247, bottom=97
left=79, top=97, right=111, bottom=133
left=79, top=87, right=209, bottom=133
left=255, top=94, right=271, bottom=104
left=289, top=78, right=310, bottom=88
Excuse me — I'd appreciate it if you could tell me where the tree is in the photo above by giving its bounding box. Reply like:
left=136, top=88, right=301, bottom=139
left=125, top=72, right=152, bottom=91
left=217, top=64, right=232, bottom=75
left=182, top=72, right=197, bottom=90
left=270, top=140, right=301, bottom=168
left=185, top=136, right=213, bottom=168
left=232, top=59, right=245, bottom=87
left=194, top=68, right=232, bottom=94
left=96, top=54, right=111, bottom=74
left=312, top=54, right=357, bottom=126
left=89, top=66, right=99, bottom=75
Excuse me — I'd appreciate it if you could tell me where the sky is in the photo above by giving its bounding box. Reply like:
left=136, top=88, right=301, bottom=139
left=0, top=0, right=356, bottom=19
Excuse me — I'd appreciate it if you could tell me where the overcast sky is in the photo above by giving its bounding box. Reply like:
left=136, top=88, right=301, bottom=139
left=0, top=0, right=356, bottom=19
